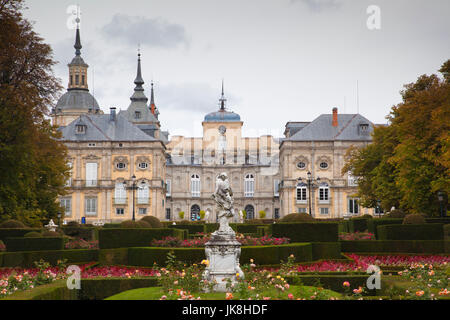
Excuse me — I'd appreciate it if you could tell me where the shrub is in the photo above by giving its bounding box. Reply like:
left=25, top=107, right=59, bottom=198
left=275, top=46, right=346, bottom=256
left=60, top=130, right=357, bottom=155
left=367, top=218, right=403, bottom=239
left=42, top=231, right=62, bottom=237
left=349, top=217, right=370, bottom=233
left=384, top=209, right=406, bottom=219
left=199, top=210, right=205, bottom=220
left=403, top=214, right=426, bottom=225
left=311, top=242, right=342, bottom=260
left=169, top=224, right=205, bottom=235
left=377, top=224, right=444, bottom=240
left=178, top=211, right=185, bottom=220
left=280, top=213, right=314, bottom=223
left=258, top=211, right=266, bottom=219
left=61, top=226, right=96, bottom=241
left=24, top=231, right=42, bottom=238
left=444, top=224, right=450, bottom=239
left=340, top=240, right=448, bottom=254
left=140, top=216, right=163, bottom=228
left=66, top=221, right=80, bottom=227
left=361, top=214, right=373, bottom=219
left=4, top=237, right=64, bottom=252
left=98, top=228, right=180, bottom=249
left=120, top=220, right=151, bottom=228
left=0, top=219, right=27, bottom=229
left=0, top=228, right=42, bottom=242
left=272, top=222, right=338, bottom=242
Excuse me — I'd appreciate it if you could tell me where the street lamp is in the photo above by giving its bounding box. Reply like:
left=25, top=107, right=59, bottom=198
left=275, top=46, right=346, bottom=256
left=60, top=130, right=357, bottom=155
left=124, top=174, right=138, bottom=221
left=298, top=171, right=320, bottom=216
left=57, top=212, right=62, bottom=227
left=437, top=191, right=446, bottom=217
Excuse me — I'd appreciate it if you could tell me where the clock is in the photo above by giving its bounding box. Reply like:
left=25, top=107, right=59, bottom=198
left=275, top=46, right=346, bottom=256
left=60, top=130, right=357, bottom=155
left=218, top=125, right=226, bottom=135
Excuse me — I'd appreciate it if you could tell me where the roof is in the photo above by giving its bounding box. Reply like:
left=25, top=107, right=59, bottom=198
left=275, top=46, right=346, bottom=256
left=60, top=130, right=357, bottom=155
left=55, top=89, right=100, bottom=111
left=287, top=114, right=374, bottom=141
left=204, top=109, right=241, bottom=122
left=60, top=113, right=157, bottom=142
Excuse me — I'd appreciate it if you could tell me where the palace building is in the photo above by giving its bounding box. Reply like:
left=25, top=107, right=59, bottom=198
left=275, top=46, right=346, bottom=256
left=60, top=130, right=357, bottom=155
left=53, top=24, right=381, bottom=223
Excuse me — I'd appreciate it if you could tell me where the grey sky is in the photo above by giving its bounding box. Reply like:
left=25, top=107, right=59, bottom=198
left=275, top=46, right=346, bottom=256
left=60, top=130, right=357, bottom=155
left=24, top=0, right=450, bottom=137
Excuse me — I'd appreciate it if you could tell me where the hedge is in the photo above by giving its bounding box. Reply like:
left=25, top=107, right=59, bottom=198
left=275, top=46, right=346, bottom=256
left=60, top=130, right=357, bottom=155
left=367, top=219, right=403, bottom=239
left=338, top=221, right=349, bottom=233
left=99, top=248, right=129, bottom=266
left=0, top=228, right=42, bottom=242
left=271, top=222, right=339, bottom=242
left=98, top=228, right=184, bottom=249
left=169, top=224, right=205, bottom=235
left=62, top=226, right=97, bottom=241
left=205, top=223, right=219, bottom=234
left=256, top=226, right=270, bottom=237
left=241, top=243, right=312, bottom=265
left=377, top=223, right=444, bottom=240
left=128, top=247, right=205, bottom=266
left=230, top=224, right=266, bottom=234
left=0, top=249, right=99, bottom=268
left=311, top=242, right=342, bottom=260
left=4, top=237, right=64, bottom=252
left=349, top=218, right=371, bottom=233
left=340, top=240, right=449, bottom=254
left=425, top=218, right=450, bottom=224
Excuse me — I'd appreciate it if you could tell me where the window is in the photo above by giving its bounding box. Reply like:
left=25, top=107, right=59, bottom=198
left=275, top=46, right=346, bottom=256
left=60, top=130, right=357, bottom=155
left=88, top=143, right=96, bottom=147
left=75, top=74, right=79, bottom=85
left=319, top=162, right=329, bottom=169
left=85, top=197, right=97, bottom=216
left=137, top=182, right=149, bottom=204
left=319, top=183, right=329, bottom=202
left=165, top=208, right=171, bottom=220
left=274, top=179, right=280, bottom=197
left=274, top=208, right=280, bottom=219
left=190, top=204, right=200, bottom=221
left=116, top=162, right=126, bottom=170
left=244, top=174, right=254, bottom=197
left=320, top=208, right=329, bottom=215
left=359, top=123, right=370, bottom=135
left=244, top=205, right=255, bottom=220
left=296, top=183, right=307, bottom=203
left=191, top=174, right=200, bottom=197
left=116, top=208, right=124, bottom=215
left=60, top=198, right=71, bottom=217
left=135, top=111, right=141, bottom=119
left=297, top=207, right=307, bottom=213
left=81, top=75, right=85, bottom=85
left=114, top=182, right=126, bottom=204
left=86, top=162, right=97, bottom=186
left=297, top=162, right=306, bottom=169
left=138, top=208, right=147, bottom=215
left=166, top=179, right=171, bottom=197
left=138, top=162, right=148, bottom=169
left=70, top=75, right=73, bottom=85
left=75, top=124, right=86, bottom=134
left=348, top=198, right=359, bottom=215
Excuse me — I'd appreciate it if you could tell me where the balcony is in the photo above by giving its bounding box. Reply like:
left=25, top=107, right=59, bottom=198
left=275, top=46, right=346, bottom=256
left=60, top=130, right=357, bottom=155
left=113, top=197, right=127, bottom=205
left=318, top=198, right=331, bottom=204
left=296, top=199, right=307, bottom=204
left=85, top=180, right=97, bottom=187
left=137, top=197, right=149, bottom=204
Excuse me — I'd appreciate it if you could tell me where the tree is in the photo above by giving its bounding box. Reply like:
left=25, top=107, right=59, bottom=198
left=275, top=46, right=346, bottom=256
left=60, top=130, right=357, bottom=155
left=344, top=60, right=450, bottom=216
left=0, top=0, right=69, bottom=226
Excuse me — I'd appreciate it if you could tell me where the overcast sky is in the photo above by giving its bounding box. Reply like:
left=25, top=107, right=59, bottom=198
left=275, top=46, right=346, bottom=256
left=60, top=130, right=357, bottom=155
left=24, top=0, right=450, bottom=137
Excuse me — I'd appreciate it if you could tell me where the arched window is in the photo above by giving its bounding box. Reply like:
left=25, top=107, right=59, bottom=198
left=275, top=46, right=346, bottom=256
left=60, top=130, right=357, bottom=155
left=114, top=182, right=127, bottom=204
left=296, top=182, right=307, bottom=203
left=245, top=204, right=255, bottom=220
left=191, top=174, right=200, bottom=197
left=137, top=182, right=149, bottom=204
left=190, top=204, right=200, bottom=221
left=244, top=174, right=254, bottom=197
left=319, top=183, right=329, bottom=202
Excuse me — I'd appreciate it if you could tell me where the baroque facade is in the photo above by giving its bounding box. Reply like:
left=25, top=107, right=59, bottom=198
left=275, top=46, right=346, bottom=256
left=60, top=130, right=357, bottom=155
left=53, top=25, right=381, bottom=223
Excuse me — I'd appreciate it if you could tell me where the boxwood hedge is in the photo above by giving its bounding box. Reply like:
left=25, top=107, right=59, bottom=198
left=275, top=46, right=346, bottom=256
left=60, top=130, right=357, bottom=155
left=340, top=240, right=449, bottom=254
left=169, top=224, right=206, bottom=235
left=377, top=224, right=444, bottom=240
left=98, top=228, right=185, bottom=249
left=4, top=237, right=64, bottom=252
left=0, top=228, right=42, bottom=242
left=272, top=222, right=338, bottom=242
left=367, top=219, right=403, bottom=239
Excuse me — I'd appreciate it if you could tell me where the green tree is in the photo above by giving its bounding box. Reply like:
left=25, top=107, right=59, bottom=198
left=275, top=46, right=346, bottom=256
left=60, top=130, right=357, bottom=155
left=344, top=60, right=450, bottom=216
left=0, top=0, right=69, bottom=226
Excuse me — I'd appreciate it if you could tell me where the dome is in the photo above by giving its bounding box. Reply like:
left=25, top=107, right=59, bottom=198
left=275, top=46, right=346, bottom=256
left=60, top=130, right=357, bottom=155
left=55, top=89, right=100, bottom=111
left=204, top=109, right=241, bottom=122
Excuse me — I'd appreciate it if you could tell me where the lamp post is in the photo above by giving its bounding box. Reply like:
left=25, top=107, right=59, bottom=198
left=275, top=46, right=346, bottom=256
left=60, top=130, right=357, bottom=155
left=298, top=171, right=320, bottom=216
left=124, top=175, right=138, bottom=221
left=57, top=212, right=62, bottom=227
left=437, top=191, right=446, bottom=217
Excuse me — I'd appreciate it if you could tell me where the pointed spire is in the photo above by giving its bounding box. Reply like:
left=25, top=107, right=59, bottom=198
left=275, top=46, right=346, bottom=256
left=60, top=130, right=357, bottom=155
left=130, top=49, right=147, bottom=102
left=219, top=79, right=226, bottom=111
left=74, top=7, right=82, bottom=56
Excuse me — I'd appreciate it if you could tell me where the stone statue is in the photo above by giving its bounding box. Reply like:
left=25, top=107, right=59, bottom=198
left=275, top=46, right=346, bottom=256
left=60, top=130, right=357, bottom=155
left=212, top=172, right=235, bottom=234
left=239, top=210, right=244, bottom=223
left=44, top=219, right=58, bottom=232
left=205, top=209, right=210, bottom=222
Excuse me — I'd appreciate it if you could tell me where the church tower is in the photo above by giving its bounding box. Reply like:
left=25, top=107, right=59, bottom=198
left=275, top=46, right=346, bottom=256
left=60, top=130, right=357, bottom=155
left=52, top=16, right=101, bottom=126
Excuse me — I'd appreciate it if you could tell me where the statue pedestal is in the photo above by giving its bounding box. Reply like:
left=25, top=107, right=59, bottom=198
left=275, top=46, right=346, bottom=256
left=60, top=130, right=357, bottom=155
left=203, top=231, right=244, bottom=292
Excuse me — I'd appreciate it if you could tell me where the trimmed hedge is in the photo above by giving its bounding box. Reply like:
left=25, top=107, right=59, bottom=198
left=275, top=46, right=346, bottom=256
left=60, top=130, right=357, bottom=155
left=425, top=218, right=450, bottom=224
left=205, top=223, right=219, bottom=234
left=98, top=228, right=183, bottom=249
left=349, top=218, right=370, bottom=233
left=256, top=226, right=270, bottom=237
left=230, top=224, right=266, bottom=234
left=0, top=249, right=98, bottom=268
left=0, top=228, right=42, bottom=242
left=377, top=223, right=444, bottom=240
left=4, top=237, right=63, bottom=252
left=338, top=221, right=350, bottom=233
left=99, top=248, right=128, bottom=266
left=311, top=242, right=342, bottom=260
left=62, top=226, right=97, bottom=241
left=272, top=222, right=339, bottom=242
left=128, top=247, right=205, bottom=266
left=340, top=240, right=449, bottom=254
left=241, top=243, right=312, bottom=265
left=78, top=277, right=159, bottom=300
left=169, top=224, right=206, bottom=235
left=367, top=219, right=403, bottom=239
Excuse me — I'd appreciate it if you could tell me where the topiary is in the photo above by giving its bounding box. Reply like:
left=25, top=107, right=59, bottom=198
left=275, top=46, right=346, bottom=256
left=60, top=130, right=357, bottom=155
left=402, top=214, right=426, bottom=225
left=24, top=231, right=42, bottom=238
left=140, top=216, right=163, bottom=228
left=120, top=220, right=151, bottom=228
left=280, top=213, right=314, bottom=223
left=42, top=230, right=62, bottom=237
left=385, top=209, right=406, bottom=219
left=0, top=219, right=27, bottom=228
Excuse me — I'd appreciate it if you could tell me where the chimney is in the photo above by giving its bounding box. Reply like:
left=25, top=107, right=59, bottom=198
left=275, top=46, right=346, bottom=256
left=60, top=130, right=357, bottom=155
left=110, top=107, right=116, bottom=121
left=332, top=107, right=338, bottom=127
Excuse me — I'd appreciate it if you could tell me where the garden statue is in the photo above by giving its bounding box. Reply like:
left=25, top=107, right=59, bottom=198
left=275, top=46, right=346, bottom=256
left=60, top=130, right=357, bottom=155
left=205, top=209, right=210, bottom=222
left=212, top=172, right=236, bottom=235
left=44, top=219, right=58, bottom=232
left=239, top=210, right=244, bottom=223
left=203, top=172, right=244, bottom=292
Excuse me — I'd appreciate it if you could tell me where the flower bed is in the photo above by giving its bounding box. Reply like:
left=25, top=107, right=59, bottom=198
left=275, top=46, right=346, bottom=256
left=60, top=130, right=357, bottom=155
left=64, top=239, right=99, bottom=250
left=151, top=235, right=290, bottom=248
left=339, top=232, right=375, bottom=241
